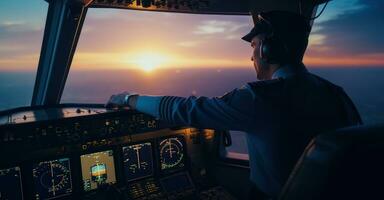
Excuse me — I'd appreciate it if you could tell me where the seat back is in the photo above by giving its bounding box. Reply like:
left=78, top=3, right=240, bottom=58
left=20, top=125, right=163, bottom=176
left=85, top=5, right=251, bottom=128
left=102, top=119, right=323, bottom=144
left=279, top=124, right=384, bottom=200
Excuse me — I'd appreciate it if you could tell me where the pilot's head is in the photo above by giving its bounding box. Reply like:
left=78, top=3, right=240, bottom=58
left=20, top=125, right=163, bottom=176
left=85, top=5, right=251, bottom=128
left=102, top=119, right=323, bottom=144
left=242, top=11, right=311, bottom=80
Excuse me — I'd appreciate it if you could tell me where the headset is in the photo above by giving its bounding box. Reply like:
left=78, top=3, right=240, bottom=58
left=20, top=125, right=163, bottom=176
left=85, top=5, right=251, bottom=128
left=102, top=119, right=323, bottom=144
left=258, top=13, right=289, bottom=64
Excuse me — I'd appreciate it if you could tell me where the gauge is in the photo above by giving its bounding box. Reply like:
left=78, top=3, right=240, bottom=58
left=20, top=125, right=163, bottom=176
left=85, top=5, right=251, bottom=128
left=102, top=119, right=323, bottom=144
left=122, top=142, right=153, bottom=181
left=159, top=137, right=185, bottom=170
left=32, top=158, right=72, bottom=199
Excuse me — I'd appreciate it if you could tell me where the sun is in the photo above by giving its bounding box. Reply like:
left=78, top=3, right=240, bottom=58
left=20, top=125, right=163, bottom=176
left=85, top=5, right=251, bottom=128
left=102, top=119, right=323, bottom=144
left=134, top=53, right=168, bottom=72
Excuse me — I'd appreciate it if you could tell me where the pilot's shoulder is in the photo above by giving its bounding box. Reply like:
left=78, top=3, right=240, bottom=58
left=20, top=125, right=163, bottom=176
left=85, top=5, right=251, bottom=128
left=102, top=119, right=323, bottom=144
left=310, top=73, right=344, bottom=91
left=240, top=79, right=286, bottom=99
left=246, top=78, right=285, bottom=90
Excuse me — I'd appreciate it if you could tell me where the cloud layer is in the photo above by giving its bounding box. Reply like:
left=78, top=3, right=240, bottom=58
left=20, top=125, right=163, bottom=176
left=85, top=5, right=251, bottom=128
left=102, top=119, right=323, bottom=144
left=0, top=1, right=384, bottom=70
left=308, top=0, right=384, bottom=56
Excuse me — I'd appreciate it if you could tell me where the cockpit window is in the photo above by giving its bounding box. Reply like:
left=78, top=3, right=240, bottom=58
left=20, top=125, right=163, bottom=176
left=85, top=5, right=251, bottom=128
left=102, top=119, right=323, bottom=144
left=0, top=0, right=48, bottom=111
left=62, top=9, right=254, bottom=161
left=61, top=9, right=254, bottom=102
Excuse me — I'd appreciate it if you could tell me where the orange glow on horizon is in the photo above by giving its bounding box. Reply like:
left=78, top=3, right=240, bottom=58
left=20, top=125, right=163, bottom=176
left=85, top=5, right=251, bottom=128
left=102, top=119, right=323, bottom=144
left=69, top=51, right=252, bottom=70
left=60, top=52, right=384, bottom=69
left=1, top=53, right=384, bottom=72
left=304, top=53, right=384, bottom=67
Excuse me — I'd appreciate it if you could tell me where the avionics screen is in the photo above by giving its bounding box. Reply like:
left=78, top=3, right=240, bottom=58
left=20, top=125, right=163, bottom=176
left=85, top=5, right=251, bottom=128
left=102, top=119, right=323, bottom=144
left=0, top=166, right=23, bottom=200
left=159, top=136, right=185, bottom=171
left=122, top=142, right=153, bottom=182
left=80, top=150, right=116, bottom=191
left=32, top=158, right=72, bottom=199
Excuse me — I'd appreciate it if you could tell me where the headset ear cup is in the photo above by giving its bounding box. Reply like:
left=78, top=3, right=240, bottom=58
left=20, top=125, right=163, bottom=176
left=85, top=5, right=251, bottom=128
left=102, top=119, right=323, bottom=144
left=259, top=39, right=265, bottom=61
left=260, top=38, right=271, bottom=63
left=262, top=36, right=286, bottom=64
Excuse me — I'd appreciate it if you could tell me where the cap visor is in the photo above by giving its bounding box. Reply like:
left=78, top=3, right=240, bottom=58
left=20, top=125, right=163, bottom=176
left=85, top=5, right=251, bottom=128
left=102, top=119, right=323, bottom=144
left=241, top=32, right=255, bottom=42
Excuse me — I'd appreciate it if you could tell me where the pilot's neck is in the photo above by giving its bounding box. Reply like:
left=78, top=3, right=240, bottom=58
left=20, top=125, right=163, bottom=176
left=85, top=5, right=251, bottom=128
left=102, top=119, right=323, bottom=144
left=272, top=63, right=308, bottom=79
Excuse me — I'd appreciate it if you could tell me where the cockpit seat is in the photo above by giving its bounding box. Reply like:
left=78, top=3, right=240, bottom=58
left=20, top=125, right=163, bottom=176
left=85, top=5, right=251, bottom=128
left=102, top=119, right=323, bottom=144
left=279, top=124, right=384, bottom=200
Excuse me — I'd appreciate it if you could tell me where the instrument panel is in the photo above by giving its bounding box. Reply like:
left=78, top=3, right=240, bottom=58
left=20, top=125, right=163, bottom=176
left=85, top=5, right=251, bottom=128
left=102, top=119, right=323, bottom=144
left=0, top=136, right=188, bottom=200
left=0, top=105, right=233, bottom=200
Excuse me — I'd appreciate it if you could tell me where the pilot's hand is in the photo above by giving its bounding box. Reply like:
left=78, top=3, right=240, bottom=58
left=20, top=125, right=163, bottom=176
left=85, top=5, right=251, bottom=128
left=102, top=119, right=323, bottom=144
left=106, top=92, right=135, bottom=109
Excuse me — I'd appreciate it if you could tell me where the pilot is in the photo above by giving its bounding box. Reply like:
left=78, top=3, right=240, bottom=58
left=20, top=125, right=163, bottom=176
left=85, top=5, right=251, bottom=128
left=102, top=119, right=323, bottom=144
left=107, top=11, right=362, bottom=199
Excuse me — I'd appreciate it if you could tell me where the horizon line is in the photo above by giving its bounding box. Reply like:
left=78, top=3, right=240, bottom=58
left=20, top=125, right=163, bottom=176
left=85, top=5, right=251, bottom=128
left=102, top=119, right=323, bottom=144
left=1, top=65, right=384, bottom=72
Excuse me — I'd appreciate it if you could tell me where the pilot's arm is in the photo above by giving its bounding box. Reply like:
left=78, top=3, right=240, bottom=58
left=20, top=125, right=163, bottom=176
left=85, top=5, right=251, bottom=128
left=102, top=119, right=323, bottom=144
left=107, top=85, right=268, bottom=132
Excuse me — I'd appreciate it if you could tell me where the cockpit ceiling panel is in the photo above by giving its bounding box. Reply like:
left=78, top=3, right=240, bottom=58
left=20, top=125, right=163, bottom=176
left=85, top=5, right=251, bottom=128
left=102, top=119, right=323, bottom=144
left=251, top=0, right=330, bottom=17
left=88, top=0, right=250, bottom=15
left=86, top=0, right=329, bottom=16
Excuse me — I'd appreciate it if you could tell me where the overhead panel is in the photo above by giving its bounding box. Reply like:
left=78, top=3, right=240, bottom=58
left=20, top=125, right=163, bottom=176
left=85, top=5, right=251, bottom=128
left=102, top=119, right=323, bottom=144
left=250, top=0, right=330, bottom=19
left=84, top=0, right=329, bottom=16
left=87, top=0, right=251, bottom=15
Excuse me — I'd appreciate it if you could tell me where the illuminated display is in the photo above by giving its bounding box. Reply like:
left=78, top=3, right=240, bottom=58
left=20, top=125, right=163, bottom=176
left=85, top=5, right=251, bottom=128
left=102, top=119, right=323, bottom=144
left=0, top=166, right=23, bottom=200
left=122, top=142, right=153, bottom=182
left=32, top=158, right=72, bottom=199
left=91, top=164, right=107, bottom=183
left=159, top=136, right=185, bottom=171
left=80, top=150, right=116, bottom=191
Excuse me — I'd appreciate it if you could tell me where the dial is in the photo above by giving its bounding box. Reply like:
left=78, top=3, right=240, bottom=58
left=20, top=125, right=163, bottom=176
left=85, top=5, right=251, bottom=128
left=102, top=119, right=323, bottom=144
left=159, top=137, right=185, bottom=170
left=32, top=158, right=72, bottom=199
left=123, top=142, right=153, bottom=181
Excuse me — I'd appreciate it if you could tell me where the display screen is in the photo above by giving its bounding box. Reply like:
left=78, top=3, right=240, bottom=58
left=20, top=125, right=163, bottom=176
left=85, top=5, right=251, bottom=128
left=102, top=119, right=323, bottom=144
left=122, top=142, right=153, bottom=182
left=159, top=136, right=185, bottom=171
left=80, top=150, right=116, bottom=191
left=32, top=158, right=72, bottom=199
left=0, top=166, right=23, bottom=200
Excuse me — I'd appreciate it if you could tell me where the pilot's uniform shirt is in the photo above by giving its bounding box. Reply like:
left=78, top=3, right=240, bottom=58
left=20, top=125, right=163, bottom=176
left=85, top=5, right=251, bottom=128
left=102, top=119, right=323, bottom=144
left=133, top=64, right=362, bottom=197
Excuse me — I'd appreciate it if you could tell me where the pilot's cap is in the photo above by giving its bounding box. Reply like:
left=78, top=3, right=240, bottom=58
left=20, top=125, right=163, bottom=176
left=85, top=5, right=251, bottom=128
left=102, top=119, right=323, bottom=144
left=242, top=10, right=311, bottom=43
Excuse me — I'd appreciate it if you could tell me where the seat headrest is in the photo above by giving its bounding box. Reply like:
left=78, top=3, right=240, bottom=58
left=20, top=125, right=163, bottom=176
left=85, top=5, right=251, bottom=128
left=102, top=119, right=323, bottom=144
left=279, top=124, right=384, bottom=200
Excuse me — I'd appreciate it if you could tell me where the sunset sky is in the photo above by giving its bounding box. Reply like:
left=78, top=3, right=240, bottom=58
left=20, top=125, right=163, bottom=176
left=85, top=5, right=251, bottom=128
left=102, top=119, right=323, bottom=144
left=0, top=0, right=383, bottom=71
